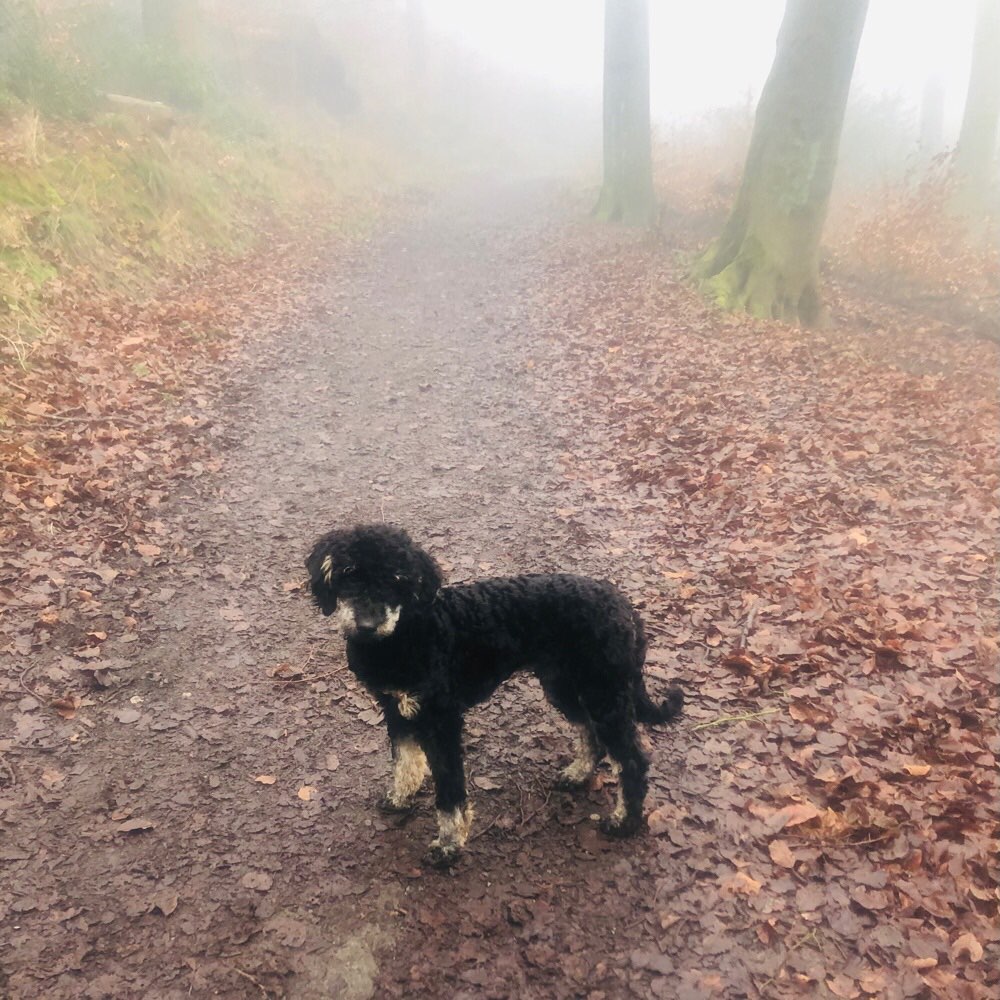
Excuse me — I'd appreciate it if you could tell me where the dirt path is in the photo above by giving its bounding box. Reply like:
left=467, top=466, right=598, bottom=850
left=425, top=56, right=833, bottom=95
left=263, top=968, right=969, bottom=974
left=4, top=179, right=997, bottom=1000
left=3, top=181, right=701, bottom=999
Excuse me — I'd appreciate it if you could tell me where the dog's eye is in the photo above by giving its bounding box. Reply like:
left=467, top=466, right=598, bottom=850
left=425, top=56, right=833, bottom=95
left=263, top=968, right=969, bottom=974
left=342, top=566, right=356, bottom=577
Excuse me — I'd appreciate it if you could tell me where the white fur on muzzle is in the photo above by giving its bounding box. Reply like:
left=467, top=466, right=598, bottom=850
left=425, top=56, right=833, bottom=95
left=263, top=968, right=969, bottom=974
left=334, top=601, right=401, bottom=638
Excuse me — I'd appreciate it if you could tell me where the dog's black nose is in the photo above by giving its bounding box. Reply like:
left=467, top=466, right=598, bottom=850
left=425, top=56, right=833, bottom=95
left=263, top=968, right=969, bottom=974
left=354, top=622, right=379, bottom=638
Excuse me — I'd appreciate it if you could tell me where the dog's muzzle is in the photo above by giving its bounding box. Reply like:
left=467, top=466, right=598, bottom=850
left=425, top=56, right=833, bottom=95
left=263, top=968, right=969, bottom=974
left=335, top=601, right=401, bottom=640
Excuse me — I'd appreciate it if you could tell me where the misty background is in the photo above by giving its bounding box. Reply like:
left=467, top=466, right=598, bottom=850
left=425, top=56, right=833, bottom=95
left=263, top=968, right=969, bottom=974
left=375, top=0, right=982, bottom=185
left=1, top=0, right=995, bottom=328
left=1, top=0, right=988, bottom=186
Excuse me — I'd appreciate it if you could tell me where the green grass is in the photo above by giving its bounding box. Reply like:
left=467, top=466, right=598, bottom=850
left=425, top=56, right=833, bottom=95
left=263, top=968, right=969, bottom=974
left=0, top=106, right=395, bottom=337
left=0, top=6, right=400, bottom=349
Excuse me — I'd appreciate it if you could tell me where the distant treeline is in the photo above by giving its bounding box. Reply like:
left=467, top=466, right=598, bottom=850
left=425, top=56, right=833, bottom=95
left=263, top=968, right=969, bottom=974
left=0, top=0, right=358, bottom=120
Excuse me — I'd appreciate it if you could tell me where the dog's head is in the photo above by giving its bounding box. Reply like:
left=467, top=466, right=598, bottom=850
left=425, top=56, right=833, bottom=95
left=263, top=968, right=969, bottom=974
left=305, top=524, right=443, bottom=641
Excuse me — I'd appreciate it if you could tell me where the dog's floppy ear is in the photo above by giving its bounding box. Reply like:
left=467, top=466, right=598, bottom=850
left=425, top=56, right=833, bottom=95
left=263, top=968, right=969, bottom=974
left=305, top=533, right=342, bottom=617
left=411, top=546, right=444, bottom=604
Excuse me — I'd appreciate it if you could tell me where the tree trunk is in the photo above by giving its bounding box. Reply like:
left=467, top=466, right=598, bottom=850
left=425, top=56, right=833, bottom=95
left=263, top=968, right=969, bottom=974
left=594, top=0, right=655, bottom=226
left=694, top=0, right=869, bottom=325
left=953, top=0, right=1000, bottom=215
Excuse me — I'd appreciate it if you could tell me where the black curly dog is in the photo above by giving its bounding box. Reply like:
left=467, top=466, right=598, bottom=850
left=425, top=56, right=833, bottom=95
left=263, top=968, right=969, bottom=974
left=305, top=524, right=683, bottom=866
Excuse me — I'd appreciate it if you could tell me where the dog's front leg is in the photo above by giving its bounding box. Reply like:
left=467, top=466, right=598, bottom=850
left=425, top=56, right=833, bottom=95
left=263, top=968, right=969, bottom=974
left=378, top=700, right=427, bottom=813
left=420, top=713, right=473, bottom=868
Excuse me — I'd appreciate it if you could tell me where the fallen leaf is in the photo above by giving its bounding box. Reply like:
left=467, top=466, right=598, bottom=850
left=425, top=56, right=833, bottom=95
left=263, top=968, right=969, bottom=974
left=768, top=839, right=796, bottom=868
left=766, top=802, right=821, bottom=831
left=859, top=969, right=889, bottom=993
left=150, top=889, right=179, bottom=916
left=850, top=887, right=889, bottom=911
left=630, top=950, right=674, bottom=975
left=721, top=871, right=762, bottom=896
left=297, top=785, right=316, bottom=801
left=116, top=817, right=156, bottom=834
left=827, top=973, right=860, bottom=998
left=647, top=806, right=672, bottom=836
left=51, top=694, right=81, bottom=719
left=240, top=872, right=273, bottom=892
left=949, top=933, right=983, bottom=963
left=254, top=775, right=277, bottom=785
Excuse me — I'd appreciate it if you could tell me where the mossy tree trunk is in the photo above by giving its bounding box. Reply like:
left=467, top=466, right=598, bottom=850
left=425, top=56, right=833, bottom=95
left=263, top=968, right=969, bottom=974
left=694, top=0, right=868, bottom=325
left=594, top=0, right=655, bottom=226
left=953, top=0, right=1000, bottom=216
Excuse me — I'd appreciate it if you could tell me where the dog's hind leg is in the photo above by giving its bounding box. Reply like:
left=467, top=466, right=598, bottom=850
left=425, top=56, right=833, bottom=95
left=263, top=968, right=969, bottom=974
left=538, top=672, right=601, bottom=790
left=589, top=709, right=650, bottom=837
left=555, top=723, right=601, bottom=790
left=420, top=713, right=473, bottom=868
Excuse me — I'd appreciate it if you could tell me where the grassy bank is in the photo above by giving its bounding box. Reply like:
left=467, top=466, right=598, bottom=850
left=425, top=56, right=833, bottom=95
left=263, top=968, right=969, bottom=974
left=0, top=103, right=395, bottom=350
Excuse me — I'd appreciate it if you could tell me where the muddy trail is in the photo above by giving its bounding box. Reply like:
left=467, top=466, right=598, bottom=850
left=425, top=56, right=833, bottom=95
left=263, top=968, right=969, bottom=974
left=3, top=180, right=997, bottom=1000
left=2, top=182, right=696, bottom=999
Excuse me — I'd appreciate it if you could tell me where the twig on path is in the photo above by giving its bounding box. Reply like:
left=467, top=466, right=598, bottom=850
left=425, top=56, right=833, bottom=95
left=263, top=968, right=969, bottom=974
left=469, top=810, right=503, bottom=841
left=0, top=753, right=15, bottom=787
left=19, top=662, right=45, bottom=701
left=232, top=968, right=271, bottom=998
left=787, top=927, right=823, bottom=952
left=652, top=879, right=699, bottom=904
left=270, top=670, right=333, bottom=687
left=690, top=707, right=781, bottom=731
left=516, top=785, right=554, bottom=831
left=3, top=405, right=145, bottom=429
left=269, top=643, right=341, bottom=685
left=737, top=600, right=759, bottom=650
left=1, top=470, right=45, bottom=480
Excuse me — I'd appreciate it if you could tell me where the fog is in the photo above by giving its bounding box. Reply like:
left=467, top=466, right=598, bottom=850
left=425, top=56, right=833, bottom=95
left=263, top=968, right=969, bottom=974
left=421, top=0, right=979, bottom=137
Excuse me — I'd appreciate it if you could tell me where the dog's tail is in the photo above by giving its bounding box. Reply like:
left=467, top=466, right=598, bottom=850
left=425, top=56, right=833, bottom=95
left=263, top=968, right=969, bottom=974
left=630, top=608, right=684, bottom=725
left=635, top=682, right=685, bottom=725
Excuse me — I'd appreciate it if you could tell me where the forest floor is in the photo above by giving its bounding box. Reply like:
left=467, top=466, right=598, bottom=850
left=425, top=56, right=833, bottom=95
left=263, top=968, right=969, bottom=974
left=1, top=179, right=997, bottom=1000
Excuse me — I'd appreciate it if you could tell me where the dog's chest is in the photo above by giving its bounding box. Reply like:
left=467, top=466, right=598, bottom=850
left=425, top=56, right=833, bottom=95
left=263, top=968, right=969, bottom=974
left=383, top=689, right=421, bottom=719
left=347, top=642, right=423, bottom=719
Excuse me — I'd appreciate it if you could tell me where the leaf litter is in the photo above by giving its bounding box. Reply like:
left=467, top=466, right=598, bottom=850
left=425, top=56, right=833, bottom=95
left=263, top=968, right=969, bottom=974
left=1, top=187, right=997, bottom=999
left=520, top=215, right=999, bottom=998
